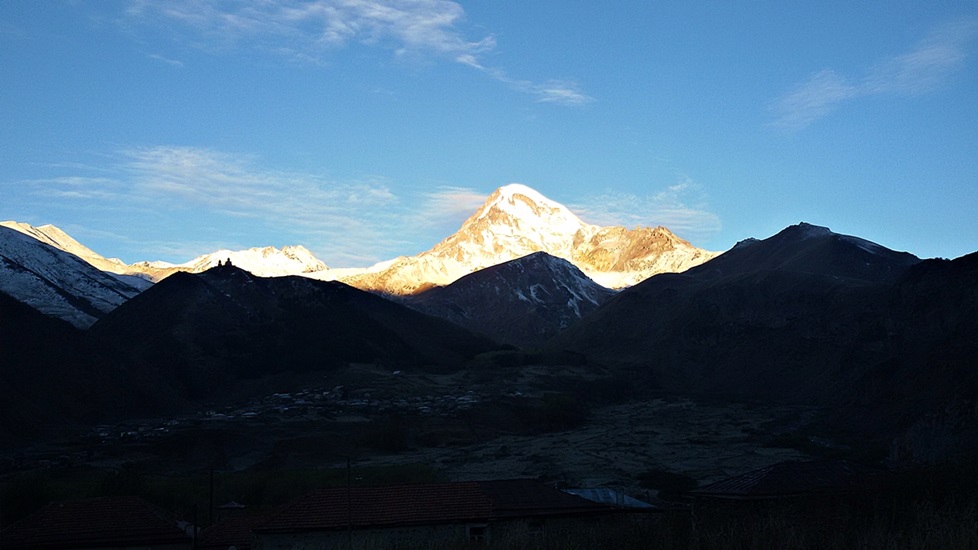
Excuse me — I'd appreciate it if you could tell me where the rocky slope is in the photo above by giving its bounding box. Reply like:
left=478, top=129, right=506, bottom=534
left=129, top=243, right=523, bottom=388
left=0, top=225, right=143, bottom=328
left=403, top=251, right=616, bottom=347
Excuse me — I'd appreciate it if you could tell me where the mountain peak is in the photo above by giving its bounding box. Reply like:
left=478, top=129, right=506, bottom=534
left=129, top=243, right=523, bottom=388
left=405, top=250, right=615, bottom=347
left=474, top=184, right=585, bottom=235
left=491, top=183, right=563, bottom=208
left=782, top=222, right=833, bottom=239
left=341, top=184, right=718, bottom=294
left=688, top=222, right=920, bottom=283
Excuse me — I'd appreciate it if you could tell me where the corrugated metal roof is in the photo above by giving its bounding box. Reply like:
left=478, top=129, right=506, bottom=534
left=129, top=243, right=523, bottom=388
left=563, top=488, right=658, bottom=509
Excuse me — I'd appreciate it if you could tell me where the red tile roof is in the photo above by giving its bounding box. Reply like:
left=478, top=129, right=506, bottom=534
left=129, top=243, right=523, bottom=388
left=256, top=479, right=613, bottom=534
left=0, top=495, right=192, bottom=549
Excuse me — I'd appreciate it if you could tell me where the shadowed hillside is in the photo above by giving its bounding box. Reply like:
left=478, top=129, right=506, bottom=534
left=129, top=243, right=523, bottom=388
left=89, top=264, right=500, bottom=400
left=550, top=224, right=978, bottom=460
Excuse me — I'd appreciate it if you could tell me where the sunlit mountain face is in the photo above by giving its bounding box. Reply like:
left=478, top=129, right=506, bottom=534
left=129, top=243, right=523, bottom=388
left=0, top=224, right=143, bottom=328
left=339, top=184, right=719, bottom=294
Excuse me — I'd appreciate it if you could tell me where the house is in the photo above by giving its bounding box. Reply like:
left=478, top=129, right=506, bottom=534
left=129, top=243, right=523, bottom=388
left=687, top=460, right=884, bottom=501
left=0, top=495, right=194, bottom=549
left=251, top=479, right=621, bottom=548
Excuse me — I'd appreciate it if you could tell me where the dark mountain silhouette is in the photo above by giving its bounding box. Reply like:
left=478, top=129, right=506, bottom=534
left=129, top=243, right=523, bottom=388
left=89, top=264, right=499, bottom=399
left=549, top=223, right=978, bottom=460
left=844, top=251, right=978, bottom=462
left=0, top=291, right=160, bottom=443
left=403, top=252, right=615, bottom=348
left=691, top=222, right=919, bottom=283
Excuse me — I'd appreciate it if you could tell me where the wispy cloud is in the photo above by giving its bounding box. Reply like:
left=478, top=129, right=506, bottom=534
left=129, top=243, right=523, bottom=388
left=147, top=53, right=184, bottom=67
left=124, top=0, right=590, bottom=106
left=25, top=146, right=407, bottom=266
left=458, top=56, right=593, bottom=106
left=123, top=146, right=402, bottom=262
left=419, top=186, right=488, bottom=223
left=126, top=0, right=493, bottom=59
left=29, top=176, right=124, bottom=201
left=571, top=179, right=722, bottom=244
left=771, top=18, right=978, bottom=131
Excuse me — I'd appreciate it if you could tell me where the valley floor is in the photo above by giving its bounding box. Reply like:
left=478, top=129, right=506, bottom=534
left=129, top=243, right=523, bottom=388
left=339, top=398, right=814, bottom=492
left=1, top=361, right=820, bottom=500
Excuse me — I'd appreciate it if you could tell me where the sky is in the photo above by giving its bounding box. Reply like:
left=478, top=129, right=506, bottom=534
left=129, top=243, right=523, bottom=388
left=2, top=1, right=977, bottom=267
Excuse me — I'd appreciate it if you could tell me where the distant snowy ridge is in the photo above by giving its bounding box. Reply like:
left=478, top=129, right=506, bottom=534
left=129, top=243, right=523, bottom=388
left=118, top=244, right=331, bottom=282
left=3, top=221, right=332, bottom=283
left=2, top=220, right=131, bottom=273
left=176, top=245, right=329, bottom=277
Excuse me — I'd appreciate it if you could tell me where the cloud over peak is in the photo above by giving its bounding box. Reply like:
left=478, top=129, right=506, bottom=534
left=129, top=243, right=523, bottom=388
left=571, top=179, right=722, bottom=244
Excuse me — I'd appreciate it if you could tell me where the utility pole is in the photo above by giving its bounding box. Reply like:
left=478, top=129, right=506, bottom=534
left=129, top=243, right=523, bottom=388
left=347, top=458, right=353, bottom=550
left=208, top=468, right=215, bottom=527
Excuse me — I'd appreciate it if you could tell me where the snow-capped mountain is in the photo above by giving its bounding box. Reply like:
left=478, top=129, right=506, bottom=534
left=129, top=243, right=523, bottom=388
left=403, top=251, right=616, bottom=347
left=0, top=224, right=143, bottom=328
left=0, top=221, right=153, bottom=289
left=341, top=184, right=719, bottom=294
left=2, top=184, right=715, bottom=300
left=1, top=221, right=128, bottom=273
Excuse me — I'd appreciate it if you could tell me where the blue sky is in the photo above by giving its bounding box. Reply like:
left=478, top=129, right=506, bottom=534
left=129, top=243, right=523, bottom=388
left=2, top=1, right=976, bottom=266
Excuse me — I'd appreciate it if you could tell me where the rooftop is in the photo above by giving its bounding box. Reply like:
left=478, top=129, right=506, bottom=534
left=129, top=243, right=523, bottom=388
left=0, top=495, right=192, bottom=549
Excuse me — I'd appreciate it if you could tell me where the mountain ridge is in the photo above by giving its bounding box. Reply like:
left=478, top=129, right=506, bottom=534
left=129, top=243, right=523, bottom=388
left=2, top=184, right=717, bottom=300
left=89, top=264, right=500, bottom=399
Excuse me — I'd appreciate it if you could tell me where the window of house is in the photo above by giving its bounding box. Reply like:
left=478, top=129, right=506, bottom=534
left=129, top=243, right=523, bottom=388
left=468, top=524, right=488, bottom=542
